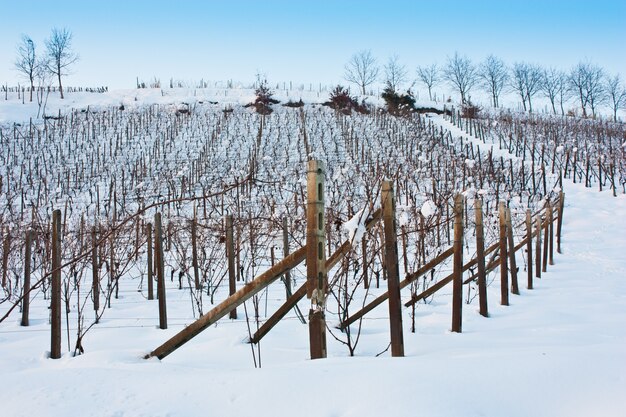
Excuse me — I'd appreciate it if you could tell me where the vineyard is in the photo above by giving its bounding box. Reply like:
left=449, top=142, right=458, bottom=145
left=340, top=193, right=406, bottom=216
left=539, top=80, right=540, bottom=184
left=1, top=97, right=625, bottom=360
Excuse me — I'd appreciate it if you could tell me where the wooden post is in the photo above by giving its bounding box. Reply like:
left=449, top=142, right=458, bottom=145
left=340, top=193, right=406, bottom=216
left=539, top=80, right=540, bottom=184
left=498, top=202, right=509, bottom=306
left=548, top=202, right=554, bottom=266
left=51, top=210, right=62, bottom=359
left=1, top=228, right=9, bottom=289
left=191, top=217, right=200, bottom=290
left=526, top=210, right=533, bottom=290
left=452, top=194, right=464, bottom=332
left=21, top=230, right=33, bottom=326
left=542, top=205, right=549, bottom=273
left=226, top=215, right=237, bottom=319
left=92, top=226, right=100, bottom=318
left=146, top=223, right=154, bottom=300
left=475, top=199, right=488, bottom=317
left=155, top=213, right=167, bottom=329
left=382, top=181, right=404, bottom=355
left=535, top=216, right=542, bottom=279
left=282, top=217, right=291, bottom=298
left=506, top=207, right=519, bottom=295
left=306, top=160, right=327, bottom=360
left=556, top=192, right=564, bottom=254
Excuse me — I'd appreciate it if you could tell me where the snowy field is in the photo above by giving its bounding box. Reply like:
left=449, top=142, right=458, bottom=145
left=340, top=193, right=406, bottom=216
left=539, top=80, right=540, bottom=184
left=0, top=90, right=624, bottom=417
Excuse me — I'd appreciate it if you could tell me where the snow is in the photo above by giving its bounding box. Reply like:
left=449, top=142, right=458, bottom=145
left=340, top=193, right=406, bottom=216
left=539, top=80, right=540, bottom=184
left=343, top=207, right=370, bottom=246
left=0, top=92, right=624, bottom=417
left=420, top=199, right=438, bottom=218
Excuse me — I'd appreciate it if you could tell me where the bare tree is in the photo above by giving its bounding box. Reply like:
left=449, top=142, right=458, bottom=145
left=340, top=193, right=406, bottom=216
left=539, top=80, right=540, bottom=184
left=14, top=35, right=39, bottom=102
left=510, top=62, right=543, bottom=113
left=416, top=63, right=440, bottom=101
left=568, top=62, right=605, bottom=118
left=584, top=65, right=605, bottom=118
left=443, top=52, right=478, bottom=104
left=344, top=50, right=379, bottom=95
left=45, top=28, right=79, bottom=99
left=605, top=74, right=626, bottom=122
left=478, top=55, right=509, bottom=108
left=384, top=55, right=408, bottom=93
left=541, top=68, right=568, bottom=115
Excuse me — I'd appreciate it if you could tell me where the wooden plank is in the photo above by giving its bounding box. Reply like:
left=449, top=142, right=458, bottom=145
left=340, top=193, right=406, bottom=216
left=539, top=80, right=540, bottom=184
left=226, top=215, right=237, bottom=320
left=451, top=194, right=464, bottom=333
left=382, top=180, right=404, bottom=356
left=155, top=213, right=167, bottom=330
left=526, top=210, right=533, bottom=290
left=475, top=199, right=488, bottom=317
left=340, top=246, right=454, bottom=329
left=499, top=202, right=509, bottom=306
left=21, top=230, right=33, bottom=327
left=506, top=207, right=519, bottom=295
left=146, top=245, right=308, bottom=360
left=50, top=210, right=62, bottom=359
left=306, top=160, right=327, bottom=359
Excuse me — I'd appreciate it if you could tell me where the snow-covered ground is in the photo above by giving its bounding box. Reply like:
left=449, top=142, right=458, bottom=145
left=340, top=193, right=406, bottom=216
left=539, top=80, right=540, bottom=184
left=0, top=169, right=624, bottom=416
left=0, top=88, right=624, bottom=416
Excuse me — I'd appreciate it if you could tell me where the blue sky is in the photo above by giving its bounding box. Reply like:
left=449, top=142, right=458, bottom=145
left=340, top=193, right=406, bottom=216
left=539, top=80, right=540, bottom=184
left=1, top=0, right=625, bottom=89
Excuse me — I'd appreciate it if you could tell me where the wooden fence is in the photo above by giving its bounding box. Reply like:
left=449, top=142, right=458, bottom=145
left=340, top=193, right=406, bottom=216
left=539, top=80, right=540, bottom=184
left=143, top=160, right=565, bottom=361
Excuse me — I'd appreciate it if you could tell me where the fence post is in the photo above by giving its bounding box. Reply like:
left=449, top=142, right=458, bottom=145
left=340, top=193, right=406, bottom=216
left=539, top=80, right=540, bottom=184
left=475, top=199, right=488, bottom=317
left=21, top=230, right=33, bottom=326
left=1, top=227, right=9, bottom=289
left=382, top=180, right=404, bottom=355
left=226, top=215, right=237, bottom=319
left=535, top=216, right=542, bottom=279
left=282, top=217, right=292, bottom=298
left=498, top=202, right=509, bottom=306
left=526, top=210, right=533, bottom=290
left=452, top=194, right=464, bottom=331
left=191, top=216, right=200, bottom=290
left=548, top=202, right=554, bottom=265
left=92, top=226, right=100, bottom=319
left=155, top=213, right=167, bottom=329
left=556, top=192, right=564, bottom=254
left=506, top=207, right=519, bottom=295
left=146, top=223, right=154, bottom=300
left=50, top=210, right=62, bottom=359
left=542, top=203, right=549, bottom=273
left=306, top=160, right=327, bottom=360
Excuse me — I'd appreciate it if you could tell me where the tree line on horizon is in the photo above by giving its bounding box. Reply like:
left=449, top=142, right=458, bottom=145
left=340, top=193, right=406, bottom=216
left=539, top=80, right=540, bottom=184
left=344, top=50, right=626, bottom=122
left=10, top=29, right=625, bottom=122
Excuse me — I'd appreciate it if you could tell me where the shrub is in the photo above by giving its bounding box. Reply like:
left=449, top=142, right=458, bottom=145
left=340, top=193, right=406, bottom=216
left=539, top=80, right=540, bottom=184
left=461, top=100, right=482, bottom=119
left=323, top=85, right=370, bottom=115
left=381, top=84, right=416, bottom=116
left=253, top=77, right=279, bottom=114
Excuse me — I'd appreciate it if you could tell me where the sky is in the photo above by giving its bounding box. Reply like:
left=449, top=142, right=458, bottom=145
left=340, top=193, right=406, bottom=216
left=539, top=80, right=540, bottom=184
left=1, top=0, right=625, bottom=90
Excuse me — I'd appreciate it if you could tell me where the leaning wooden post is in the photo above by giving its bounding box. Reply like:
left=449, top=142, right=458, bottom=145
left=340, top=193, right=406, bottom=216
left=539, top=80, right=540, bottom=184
left=498, top=202, right=509, bottom=306
left=548, top=202, right=554, bottom=266
left=226, top=215, right=237, bottom=319
left=452, top=194, right=464, bottom=332
left=475, top=199, right=488, bottom=317
left=535, top=216, right=542, bottom=279
left=146, top=223, right=154, bottom=300
left=382, top=180, right=404, bottom=355
left=526, top=210, right=533, bottom=290
left=556, top=192, right=564, bottom=254
left=542, top=203, right=549, bottom=273
left=155, top=213, right=167, bottom=329
left=92, top=226, right=100, bottom=319
left=50, top=210, right=62, bottom=359
left=306, top=160, right=327, bottom=360
left=21, top=230, right=33, bottom=326
left=505, top=207, right=520, bottom=295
